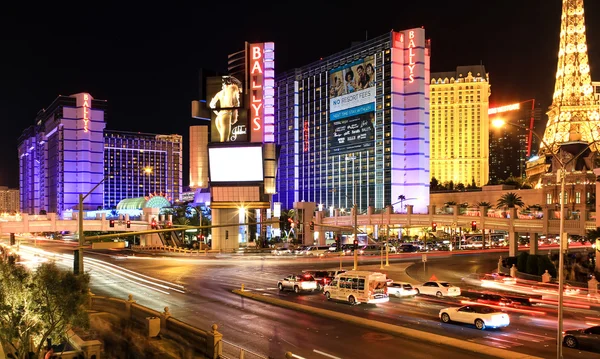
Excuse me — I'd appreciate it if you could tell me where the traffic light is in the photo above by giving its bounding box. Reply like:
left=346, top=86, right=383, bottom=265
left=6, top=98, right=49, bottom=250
left=353, top=239, right=358, bottom=250
left=225, top=230, right=229, bottom=240
left=109, top=220, right=115, bottom=228
left=151, top=219, right=157, bottom=229
left=432, top=222, right=437, bottom=232
left=471, top=221, right=477, bottom=231
left=310, top=221, right=315, bottom=231
left=126, top=220, right=131, bottom=228
left=166, top=221, right=172, bottom=228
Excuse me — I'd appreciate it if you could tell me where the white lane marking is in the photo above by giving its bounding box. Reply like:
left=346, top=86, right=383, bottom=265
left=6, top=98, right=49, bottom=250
left=290, top=354, right=307, bottom=359
left=313, top=349, right=342, bottom=359
left=486, top=336, right=523, bottom=346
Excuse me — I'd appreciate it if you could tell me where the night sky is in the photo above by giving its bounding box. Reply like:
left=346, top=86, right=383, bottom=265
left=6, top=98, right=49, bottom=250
left=1, top=1, right=599, bottom=188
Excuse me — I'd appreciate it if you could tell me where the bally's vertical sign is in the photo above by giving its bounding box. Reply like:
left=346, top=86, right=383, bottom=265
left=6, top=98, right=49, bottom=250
left=249, top=43, right=264, bottom=143
left=76, top=92, right=92, bottom=133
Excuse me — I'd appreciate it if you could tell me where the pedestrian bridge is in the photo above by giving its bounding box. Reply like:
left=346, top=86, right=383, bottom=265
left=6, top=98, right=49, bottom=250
left=0, top=213, right=151, bottom=234
left=316, top=205, right=597, bottom=256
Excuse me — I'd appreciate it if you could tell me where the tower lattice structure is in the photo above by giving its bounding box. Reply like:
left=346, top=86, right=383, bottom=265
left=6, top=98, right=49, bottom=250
left=541, top=0, right=600, bottom=154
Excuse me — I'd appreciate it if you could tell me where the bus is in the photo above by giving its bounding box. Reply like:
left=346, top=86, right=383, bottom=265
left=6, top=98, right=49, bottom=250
left=323, top=270, right=389, bottom=305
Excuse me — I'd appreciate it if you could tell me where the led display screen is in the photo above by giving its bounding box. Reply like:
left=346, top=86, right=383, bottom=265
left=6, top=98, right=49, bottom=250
left=208, top=146, right=263, bottom=182
left=206, top=75, right=248, bottom=143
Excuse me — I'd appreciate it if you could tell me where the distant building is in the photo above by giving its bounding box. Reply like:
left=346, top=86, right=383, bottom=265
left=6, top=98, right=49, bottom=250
left=103, top=130, right=182, bottom=209
left=488, top=100, right=543, bottom=182
left=0, top=186, right=19, bottom=213
left=18, top=93, right=182, bottom=215
left=430, top=66, right=491, bottom=187
left=594, top=81, right=600, bottom=104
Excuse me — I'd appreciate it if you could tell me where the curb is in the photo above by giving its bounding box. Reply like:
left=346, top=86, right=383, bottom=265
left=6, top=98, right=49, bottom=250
left=233, top=289, right=544, bottom=359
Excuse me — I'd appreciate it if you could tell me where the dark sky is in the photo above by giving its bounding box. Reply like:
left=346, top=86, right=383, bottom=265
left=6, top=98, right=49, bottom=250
left=1, top=1, right=599, bottom=188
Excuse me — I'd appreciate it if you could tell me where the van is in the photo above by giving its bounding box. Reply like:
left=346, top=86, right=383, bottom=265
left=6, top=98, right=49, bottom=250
left=323, top=270, right=389, bottom=305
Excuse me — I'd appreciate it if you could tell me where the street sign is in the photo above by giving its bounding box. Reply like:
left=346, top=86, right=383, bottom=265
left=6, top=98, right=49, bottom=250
left=422, top=254, right=427, bottom=263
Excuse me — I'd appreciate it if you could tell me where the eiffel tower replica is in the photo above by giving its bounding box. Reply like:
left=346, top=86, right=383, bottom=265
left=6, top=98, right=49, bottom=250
left=526, top=0, right=600, bottom=186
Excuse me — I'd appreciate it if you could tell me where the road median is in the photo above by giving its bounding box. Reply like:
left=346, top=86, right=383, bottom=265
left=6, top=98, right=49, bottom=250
left=233, top=289, right=544, bottom=359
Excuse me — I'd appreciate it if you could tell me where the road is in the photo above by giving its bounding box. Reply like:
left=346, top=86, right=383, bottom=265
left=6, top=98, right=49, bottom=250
left=10, top=238, right=600, bottom=359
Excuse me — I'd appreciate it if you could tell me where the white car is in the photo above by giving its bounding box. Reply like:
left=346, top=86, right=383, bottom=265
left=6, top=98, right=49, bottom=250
left=386, top=282, right=418, bottom=297
left=439, top=304, right=510, bottom=330
left=415, top=281, right=461, bottom=297
left=277, top=274, right=318, bottom=293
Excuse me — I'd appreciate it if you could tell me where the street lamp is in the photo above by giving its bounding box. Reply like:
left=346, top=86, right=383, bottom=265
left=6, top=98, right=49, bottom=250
left=77, top=176, right=108, bottom=275
left=493, top=119, right=597, bottom=358
left=331, top=188, right=359, bottom=271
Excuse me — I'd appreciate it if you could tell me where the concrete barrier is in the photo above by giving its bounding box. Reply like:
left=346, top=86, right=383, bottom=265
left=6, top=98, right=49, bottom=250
left=232, top=289, right=544, bottom=359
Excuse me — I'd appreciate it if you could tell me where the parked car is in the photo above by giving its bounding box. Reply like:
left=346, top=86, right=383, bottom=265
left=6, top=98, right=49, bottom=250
left=277, top=274, right=318, bottom=293
left=563, top=325, right=600, bottom=351
left=415, top=281, right=461, bottom=297
left=439, top=304, right=510, bottom=330
left=386, top=281, right=418, bottom=297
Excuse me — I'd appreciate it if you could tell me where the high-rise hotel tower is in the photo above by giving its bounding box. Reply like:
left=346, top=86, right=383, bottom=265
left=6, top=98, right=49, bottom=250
left=18, top=93, right=182, bottom=215
left=274, top=29, right=431, bottom=214
left=429, top=66, right=491, bottom=187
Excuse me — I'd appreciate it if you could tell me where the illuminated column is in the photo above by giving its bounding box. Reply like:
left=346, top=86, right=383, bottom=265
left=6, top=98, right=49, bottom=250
left=390, top=29, right=430, bottom=214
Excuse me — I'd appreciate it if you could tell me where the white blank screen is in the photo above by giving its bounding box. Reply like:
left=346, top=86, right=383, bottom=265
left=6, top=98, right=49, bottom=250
left=209, top=146, right=263, bottom=182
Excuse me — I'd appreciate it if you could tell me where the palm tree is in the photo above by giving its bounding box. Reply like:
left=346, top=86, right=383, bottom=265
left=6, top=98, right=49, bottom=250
left=398, top=195, right=406, bottom=212
left=476, top=201, right=492, bottom=208
left=496, top=192, right=525, bottom=209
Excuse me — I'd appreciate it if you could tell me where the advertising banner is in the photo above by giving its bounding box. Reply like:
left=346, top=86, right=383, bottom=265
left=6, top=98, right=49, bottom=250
left=329, top=56, right=376, bottom=154
left=207, top=76, right=248, bottom=143
left=330, top=113, right=375, bottom=155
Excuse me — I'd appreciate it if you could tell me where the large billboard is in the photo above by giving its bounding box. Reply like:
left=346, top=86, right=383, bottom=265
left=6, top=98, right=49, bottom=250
left=207, top=76, right=248, bottom=143
left=329, top=56, right=376, bottom=154
left=208, top=145, right=264, bottom=182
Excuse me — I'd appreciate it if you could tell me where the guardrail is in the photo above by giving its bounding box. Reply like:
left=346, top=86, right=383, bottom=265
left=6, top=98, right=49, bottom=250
left=89, top=293, right=222, bottom=358
left=88, top=292, right=269, bottom=359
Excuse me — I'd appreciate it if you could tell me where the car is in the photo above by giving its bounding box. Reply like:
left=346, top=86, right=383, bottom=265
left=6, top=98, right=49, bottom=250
left=302, top=270, right=332, bottom=290
left=415, top=281, right=461, bottom=297
left=277, top=274, right=318, bottom=293
left=563, top=325, right=600, bottom=350
left=439, top=304, right=510, bottom=330
left=386, top=281, right=418, bottom=297
left=487, top=272, right=517, bottom=285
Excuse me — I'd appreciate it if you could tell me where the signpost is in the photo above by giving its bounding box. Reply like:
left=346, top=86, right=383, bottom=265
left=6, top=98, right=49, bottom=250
left=422, top=253, right=427, bottom=274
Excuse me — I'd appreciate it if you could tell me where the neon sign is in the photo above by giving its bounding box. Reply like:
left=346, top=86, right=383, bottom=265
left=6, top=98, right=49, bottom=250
left=83, top=93, right=91, bottom=132
left=250, top=44, right=264, bottom=143
left=488, top=103, right=521, bottom=115
left=407, top=30, right=416, bottom=83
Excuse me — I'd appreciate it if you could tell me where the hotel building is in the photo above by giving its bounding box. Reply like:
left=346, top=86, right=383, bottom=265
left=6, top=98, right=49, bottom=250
left=429, top=66, right=490, bottom=187
left=18, top=92, right=182, bottom=215
left=274, top=29, right=431, bottom=214
left=0, top=187, right=20, bottom=213
left=488, top=100, right=543, bottom=182
left=103, top=130, right=182, bottom=209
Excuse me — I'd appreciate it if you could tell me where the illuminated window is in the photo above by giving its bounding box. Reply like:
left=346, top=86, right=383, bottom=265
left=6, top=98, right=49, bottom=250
left=575, top=192, right=581, bottom=204
left=546, top=193, right=552, bottom=204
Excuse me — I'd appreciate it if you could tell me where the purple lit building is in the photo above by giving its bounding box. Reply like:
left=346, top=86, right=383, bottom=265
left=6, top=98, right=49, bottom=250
left=18, top=92, right=182, bottom=215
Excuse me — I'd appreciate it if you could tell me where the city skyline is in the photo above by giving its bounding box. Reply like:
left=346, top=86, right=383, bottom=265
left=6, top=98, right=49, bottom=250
left=2, top=1, right=600, bottom=188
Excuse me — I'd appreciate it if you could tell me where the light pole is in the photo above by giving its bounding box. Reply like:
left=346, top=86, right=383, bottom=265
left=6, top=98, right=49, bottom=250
left=352, top=202, right=358, bottom=271
left=77, top=177, right=108, bottom=275
left=493, top=119, right=598, bottom=359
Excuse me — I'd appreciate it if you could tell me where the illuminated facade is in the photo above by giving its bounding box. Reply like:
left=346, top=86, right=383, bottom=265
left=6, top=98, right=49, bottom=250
left=18, top=93, right=182, bottom=215
left=0, top=187, right=20, bottom=213
left=275, top=29, right=431, bottom=214
left=189, top=125, right=209, bottom=189
left=540, top=0, right=600, bottom=153
left=489, top=100, right=543, bottom=181
left=18, top=93, right=107, bottom=215
left=103, top=131, right=182, bottom=209
left=430, top=66, right=490, bottom=187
